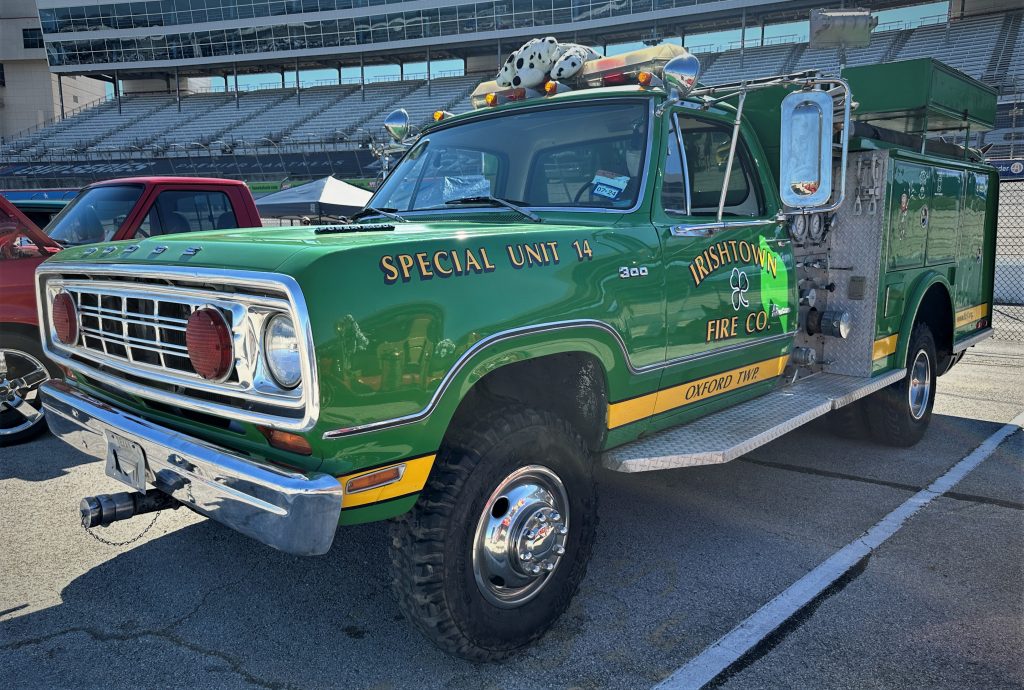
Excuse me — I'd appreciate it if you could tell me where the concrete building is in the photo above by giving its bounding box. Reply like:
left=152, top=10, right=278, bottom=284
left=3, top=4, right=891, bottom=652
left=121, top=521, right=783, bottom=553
left=0, top=0, right=104, bottom=141
left=34, top=0, right=928, bottom=85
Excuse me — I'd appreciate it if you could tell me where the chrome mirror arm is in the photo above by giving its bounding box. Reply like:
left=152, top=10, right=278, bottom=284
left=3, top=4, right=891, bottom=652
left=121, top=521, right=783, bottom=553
left=716, top=88, right=747, bottom=223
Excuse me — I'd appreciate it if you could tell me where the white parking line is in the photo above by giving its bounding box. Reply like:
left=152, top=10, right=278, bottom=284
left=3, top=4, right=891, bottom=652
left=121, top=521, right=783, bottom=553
left=656, top=411, right=1024, bottom=690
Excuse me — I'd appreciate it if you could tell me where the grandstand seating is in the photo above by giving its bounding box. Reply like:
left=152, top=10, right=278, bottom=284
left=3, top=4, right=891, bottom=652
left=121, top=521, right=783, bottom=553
left=897, top=15, right=1001, bottom=78
left=365, top=75, right=480, bottom=133
left=1, top=11, right=1021, bottom=162
left=98, top=93, right=232, bottom=151
left=283, top=81, right=418, bottom=143
left=153, top=91, right=291, bottom=149
left=698, top=43, right=796, bottom=84
left=984, top=103, right=1024, bottom=159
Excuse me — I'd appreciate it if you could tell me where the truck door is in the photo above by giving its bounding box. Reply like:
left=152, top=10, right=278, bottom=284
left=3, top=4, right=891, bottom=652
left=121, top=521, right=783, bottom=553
left=953, top=170, right=990, bottom=335
left=130, top=188, right=241, bottom=239
left=650, top=110, right=794, bottom=424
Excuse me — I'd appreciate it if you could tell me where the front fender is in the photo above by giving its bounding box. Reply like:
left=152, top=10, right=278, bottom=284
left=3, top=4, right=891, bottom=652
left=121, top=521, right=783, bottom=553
left=315, top=320, right=656, bottom=475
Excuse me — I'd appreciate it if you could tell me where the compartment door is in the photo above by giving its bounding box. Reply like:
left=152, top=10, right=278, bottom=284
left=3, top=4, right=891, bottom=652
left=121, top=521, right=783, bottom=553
left=887, top=160, right=931, bottom=271
left=953, top=171, right=989, bottom=335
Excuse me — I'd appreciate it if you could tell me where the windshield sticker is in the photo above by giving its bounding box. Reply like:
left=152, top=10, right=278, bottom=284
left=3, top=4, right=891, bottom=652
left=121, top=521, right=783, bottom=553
left=442, top=175, right=492, bottom=203
left=590, top=171, right=630, bottom=200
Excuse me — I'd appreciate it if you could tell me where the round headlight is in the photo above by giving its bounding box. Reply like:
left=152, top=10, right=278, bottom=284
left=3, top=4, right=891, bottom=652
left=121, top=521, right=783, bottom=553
left=263, top=313, right=302, bottom=389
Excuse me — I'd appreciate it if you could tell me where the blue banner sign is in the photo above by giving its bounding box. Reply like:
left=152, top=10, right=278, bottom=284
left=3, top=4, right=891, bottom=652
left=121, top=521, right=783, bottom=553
left=990, top=159, right=1024, bottom=180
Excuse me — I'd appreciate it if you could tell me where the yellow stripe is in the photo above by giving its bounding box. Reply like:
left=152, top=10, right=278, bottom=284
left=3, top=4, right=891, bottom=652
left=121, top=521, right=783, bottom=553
left=607, top=355, right=790, bottom=430
left=338, top=454, right=435, bottom=509
left=607, top=392, right=658, bottom=429
left=955, top=303, right=988, bottom=328
left=872, top=334, right=899, bottom=361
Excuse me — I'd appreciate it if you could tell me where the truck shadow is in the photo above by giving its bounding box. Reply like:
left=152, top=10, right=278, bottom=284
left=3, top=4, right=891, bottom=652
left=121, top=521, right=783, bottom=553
left=0, top=432, right=94, bottom=482
left=0, top=518, right=460, bottom=688
left=0, top=413, right=1008, bottom=688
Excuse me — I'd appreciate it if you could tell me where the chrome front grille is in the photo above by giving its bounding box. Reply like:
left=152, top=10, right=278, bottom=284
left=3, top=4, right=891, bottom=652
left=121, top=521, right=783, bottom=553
left=74, top=288, right=211, bottom=378
left=37, top=264, right=320, bottom=431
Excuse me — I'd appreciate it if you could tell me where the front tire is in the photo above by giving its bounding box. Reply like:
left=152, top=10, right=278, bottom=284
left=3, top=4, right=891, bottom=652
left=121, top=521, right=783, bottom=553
left=0, top=333, right=56, bottom=447
left=389, top=406, right=597, bottom=660
left=865, top=322, right=937, bottom=447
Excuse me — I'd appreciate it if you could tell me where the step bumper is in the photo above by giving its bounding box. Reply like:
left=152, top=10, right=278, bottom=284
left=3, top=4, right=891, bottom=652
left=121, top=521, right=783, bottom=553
left=41, top=380, right=343, bottom=556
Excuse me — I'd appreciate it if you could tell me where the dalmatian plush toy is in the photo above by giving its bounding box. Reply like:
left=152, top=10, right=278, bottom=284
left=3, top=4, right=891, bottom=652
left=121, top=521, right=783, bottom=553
left=551, top=44, right=599, bottom=80
left=495, top=37, right=599, bottom=88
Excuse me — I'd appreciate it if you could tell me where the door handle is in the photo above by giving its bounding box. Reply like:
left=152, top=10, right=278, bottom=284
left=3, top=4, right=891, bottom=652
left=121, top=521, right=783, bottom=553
left=669, top=217, right=780, bottom=238
left=670, top=225, right=715, bottom=237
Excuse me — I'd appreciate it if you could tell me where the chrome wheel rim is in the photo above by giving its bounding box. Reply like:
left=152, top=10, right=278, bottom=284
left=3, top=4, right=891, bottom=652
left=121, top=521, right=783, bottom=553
left=0, top=348, right=50, bottom=436
left=472, top=465, right=570, bottom=609
left=908, top=349, right=931, bottom=420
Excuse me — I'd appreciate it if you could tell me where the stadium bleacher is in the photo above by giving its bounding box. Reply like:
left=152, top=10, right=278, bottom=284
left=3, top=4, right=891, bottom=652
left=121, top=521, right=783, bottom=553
left=1, top=11, right=1020, bottom=162
left=152, top=91, right=291, bottom=149
left=0, top=74, right=479, bottom=157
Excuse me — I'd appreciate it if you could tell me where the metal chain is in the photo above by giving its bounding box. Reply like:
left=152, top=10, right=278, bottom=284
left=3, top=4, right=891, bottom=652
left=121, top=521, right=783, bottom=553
left=82, top=512, right=160, bottom=547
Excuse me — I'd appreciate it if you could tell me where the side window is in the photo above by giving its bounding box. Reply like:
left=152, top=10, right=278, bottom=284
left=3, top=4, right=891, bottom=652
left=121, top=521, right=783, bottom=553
left=153, top=191, right=237, bottom=236
left=680, top=117, right=765, bottom=218
left=661, top=116, right=687, bottom=214
left=529, top=134, right=645, bottom=209
left=135, top=207, right=162, bottom=238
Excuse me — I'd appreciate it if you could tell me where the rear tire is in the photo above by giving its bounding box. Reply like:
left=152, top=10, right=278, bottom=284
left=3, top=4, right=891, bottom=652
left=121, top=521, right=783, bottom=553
left=826, top=400, right=871, bottom=440
left=389, top=405, right=597, bottom=661
left=0, top=332, right=57, bottom=447
left=864, top=322, right=937, bottom=447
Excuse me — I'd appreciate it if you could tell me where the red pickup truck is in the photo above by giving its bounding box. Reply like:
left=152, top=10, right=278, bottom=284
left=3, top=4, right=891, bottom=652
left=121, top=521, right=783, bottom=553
left=0, top=177, right=262, bottom=445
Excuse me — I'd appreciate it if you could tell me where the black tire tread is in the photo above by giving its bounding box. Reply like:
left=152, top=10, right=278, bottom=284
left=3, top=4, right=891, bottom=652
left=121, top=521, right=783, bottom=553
left=826, top=399, right=871, bottom=440
left=864, top=322, right=936, bottom=448
left=388, top=405, right=596, bottom=661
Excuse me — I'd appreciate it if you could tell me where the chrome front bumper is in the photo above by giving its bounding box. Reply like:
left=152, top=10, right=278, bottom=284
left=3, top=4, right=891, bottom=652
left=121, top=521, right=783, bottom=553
left=41, top=380, right=343, bottom=556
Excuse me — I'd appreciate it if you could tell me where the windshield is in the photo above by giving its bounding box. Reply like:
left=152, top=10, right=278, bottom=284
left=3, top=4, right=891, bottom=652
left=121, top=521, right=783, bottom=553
left=45, top=185, right=144, bottom=246
left=371, top=100, right=650, bottom=213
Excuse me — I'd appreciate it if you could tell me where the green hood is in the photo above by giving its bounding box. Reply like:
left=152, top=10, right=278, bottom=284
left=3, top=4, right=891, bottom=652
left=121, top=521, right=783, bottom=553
left=44, top=218, right=610, bottom=273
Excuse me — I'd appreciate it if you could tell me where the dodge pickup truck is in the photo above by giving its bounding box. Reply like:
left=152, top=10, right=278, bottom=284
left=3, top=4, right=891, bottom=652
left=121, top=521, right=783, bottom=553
left=1, top=176, right=261, bottom=445
left=36, top=46, right=996, bottom=659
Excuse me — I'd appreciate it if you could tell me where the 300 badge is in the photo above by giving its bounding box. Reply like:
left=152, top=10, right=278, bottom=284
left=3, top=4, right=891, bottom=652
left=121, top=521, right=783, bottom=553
left=619, top=266, right=649, bottom=279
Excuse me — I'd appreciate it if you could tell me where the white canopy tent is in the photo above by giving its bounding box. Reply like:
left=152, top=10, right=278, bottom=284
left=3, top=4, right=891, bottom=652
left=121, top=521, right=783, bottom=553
left=255, top=176, right=372, bottom=222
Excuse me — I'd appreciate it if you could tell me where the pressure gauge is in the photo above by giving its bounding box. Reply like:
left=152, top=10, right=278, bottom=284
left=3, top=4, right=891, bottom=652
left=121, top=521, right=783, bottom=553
left=808, top=213, right=826, bottom=243
left=790, top=214, right=808, bottom=242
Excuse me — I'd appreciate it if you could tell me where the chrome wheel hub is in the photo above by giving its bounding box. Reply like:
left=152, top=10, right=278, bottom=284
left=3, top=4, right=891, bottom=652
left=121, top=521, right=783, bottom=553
left=908, top=349, right=931, bottom=420
left=472, top=465, right=570, bottom=608
left=0, top=349, right=49, bottom=436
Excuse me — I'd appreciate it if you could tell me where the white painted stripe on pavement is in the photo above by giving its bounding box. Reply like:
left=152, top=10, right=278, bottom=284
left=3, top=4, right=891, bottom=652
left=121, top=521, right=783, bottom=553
left=656, top=411, right=1024, bottom=690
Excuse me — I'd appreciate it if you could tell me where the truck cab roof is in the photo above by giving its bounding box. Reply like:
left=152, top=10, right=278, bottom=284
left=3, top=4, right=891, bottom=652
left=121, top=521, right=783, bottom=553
left=87, top=177, right=252, bottom=189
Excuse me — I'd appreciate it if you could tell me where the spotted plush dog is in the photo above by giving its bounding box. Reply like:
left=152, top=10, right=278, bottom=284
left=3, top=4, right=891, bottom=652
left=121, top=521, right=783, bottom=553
left=551, top=44, right=599, bottom=80
left=495, top=37, right=598, bottom=88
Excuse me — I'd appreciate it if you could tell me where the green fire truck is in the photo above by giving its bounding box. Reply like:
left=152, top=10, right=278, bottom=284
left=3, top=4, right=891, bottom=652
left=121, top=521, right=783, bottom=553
left=36, top=45, right=997, bottom=659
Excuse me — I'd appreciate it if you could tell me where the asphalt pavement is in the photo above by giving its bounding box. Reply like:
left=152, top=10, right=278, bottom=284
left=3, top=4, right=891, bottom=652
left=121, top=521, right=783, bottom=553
left=1, top=340, right=1021, bottom=689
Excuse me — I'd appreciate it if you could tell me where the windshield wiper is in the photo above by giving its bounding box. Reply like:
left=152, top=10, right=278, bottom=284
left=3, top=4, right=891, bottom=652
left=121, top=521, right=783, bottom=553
left=443, top=196, right=542, bottom=223
left=349, top=206, right=407, bottom=222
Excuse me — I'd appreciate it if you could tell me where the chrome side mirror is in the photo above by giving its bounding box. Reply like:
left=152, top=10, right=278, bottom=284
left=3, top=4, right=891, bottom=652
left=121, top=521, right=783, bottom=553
left=663, top=52, right=700, bottom=99
left=779, top=90, right=833, bottom=208
left=384, top=109, right=410, bottom=143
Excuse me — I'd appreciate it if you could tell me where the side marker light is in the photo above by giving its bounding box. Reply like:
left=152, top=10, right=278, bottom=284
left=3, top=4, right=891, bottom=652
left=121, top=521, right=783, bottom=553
left=346, top=465, right=404, bottom=493
left=257, top=427, right=312, bottom=456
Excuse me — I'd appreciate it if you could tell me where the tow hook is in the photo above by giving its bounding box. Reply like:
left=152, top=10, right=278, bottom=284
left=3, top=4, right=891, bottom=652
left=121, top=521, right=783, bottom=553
left=80, top=490, right=181, bottom=528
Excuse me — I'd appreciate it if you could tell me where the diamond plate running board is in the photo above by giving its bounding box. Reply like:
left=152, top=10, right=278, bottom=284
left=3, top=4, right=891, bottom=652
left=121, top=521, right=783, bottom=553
left=603, top=371, right=906, bottom=473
